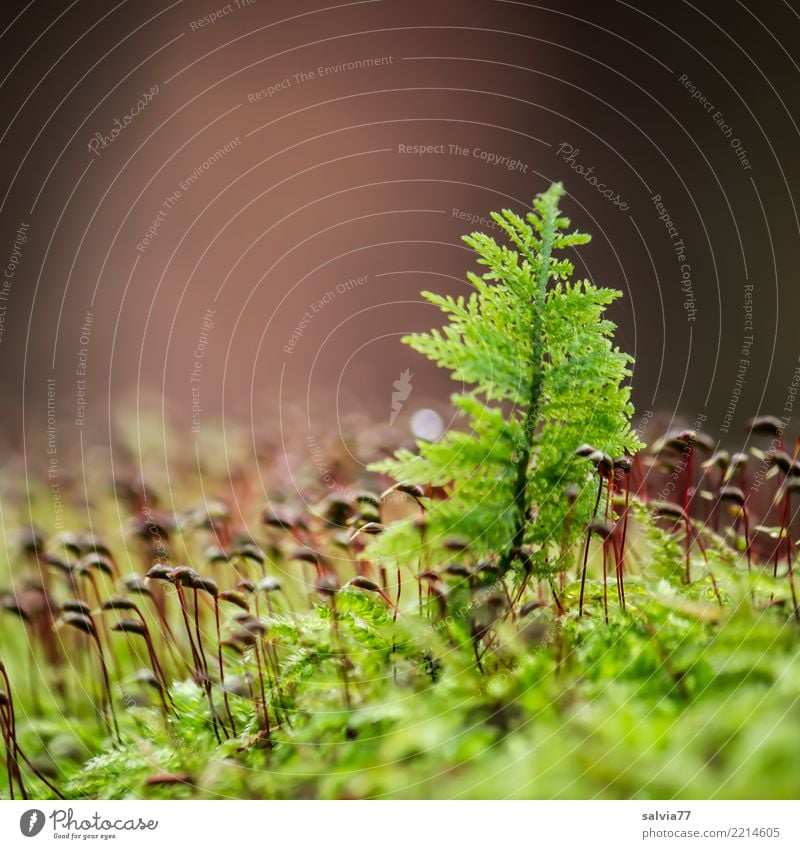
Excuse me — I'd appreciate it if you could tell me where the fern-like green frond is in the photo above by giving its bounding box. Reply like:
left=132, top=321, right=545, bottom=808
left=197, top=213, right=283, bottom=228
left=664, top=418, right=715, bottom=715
left=367, top=182, right=643, bottom=575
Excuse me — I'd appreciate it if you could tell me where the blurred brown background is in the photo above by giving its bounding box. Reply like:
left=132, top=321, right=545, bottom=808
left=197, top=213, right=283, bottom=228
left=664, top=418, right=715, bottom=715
left=0, top=0, right=798, bottom=477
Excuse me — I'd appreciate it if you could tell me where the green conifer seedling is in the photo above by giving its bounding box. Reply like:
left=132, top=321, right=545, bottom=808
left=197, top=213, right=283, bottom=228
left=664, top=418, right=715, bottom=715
left=368, top=182, right=643, bottom=580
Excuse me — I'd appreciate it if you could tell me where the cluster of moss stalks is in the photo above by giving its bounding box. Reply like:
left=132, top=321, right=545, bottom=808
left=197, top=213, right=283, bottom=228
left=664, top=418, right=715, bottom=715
left=0, top=413, right=799, bottom=800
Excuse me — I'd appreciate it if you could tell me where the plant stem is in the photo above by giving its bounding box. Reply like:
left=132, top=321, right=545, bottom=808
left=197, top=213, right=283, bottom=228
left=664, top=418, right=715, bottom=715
left=579, top=473, right=605, bottom=616
left=617, top=478, right=631, bottom=611
left=214, top=599, right=237, bottom=736
left=500, top=194, right=559, bottom=575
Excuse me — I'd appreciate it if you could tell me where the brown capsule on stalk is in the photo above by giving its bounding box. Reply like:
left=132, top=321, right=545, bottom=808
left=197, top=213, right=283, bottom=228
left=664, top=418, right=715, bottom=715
left=111, top=618, right=147, bottom=637
left=729, top=452, right=749, bottom=470
left=102, top=597, right=137, bottom=612
left=511, top=547, right=534, bottom=573
left=767, top=451, right=800, bottom=477
left=53, top=532, right=83, bottom=557
left=444, top=563, right=471, bottom=578
left=417, top=570, right=440, bottom=583
left=232, top=628, right=257, bottom=647
left=81, top=536, right=114, bottom=557
left=146, top=564, right=173, bottom=582
left=586, top=449, right=604, bottom=467
left=204, top=546, right=230, bottom=564
left=2, top=597, right=30, bottom=620
left=349, top=522, right=385, bottom=539
left=443, top=537, right=470, bottom=553
left=354, top=508, right=381, bottom=525
left=322, top=496, right=355, bottom=526
left=746, top=415, right=785, bottom=437
left=257, top=576, right=281, bottom=594
left=596, top=454, right=614, bottom=476
left=232, top=612, right=254, bottom=625
left=330, top=531, right=353, bottom=551
left=345, top=576, right=381, bottom=592
left=574, top=443, right=598, bottom=458
left=651, top=501, right=688, bottom=521
left=658, top=431, right=696, bottom=453
left=79, top=552, right=113, bottom=577
left=613, top=457, right=632, bottom=473
left=193, top=576, right=219, bottom=597
left=61, top=599, right=91, bottom=615
left=692, top=432, right=715, bottom=452
left=240, top=618, right=267, bottom=636
left=237, top=579, right=257, bottom=594
left=136, top=670, right=162, bottom=690
left=343, top=577, right=398, bottom=609
left=170, top=566, right=198, bottom=586
left=20, top=528, right=44, bottom=558
left=314, top=573, right=339, bottom=598
left=132, top=515, right=171, bottom=541
left=290, top=547, right=320, bottom=565
left=565, top=484, right=580, bottom=505
left=235, top=543, right=266, bottom=566
left=427, top=582, right=448, bottom=615
left=122, top=574, right=151, bottom=596
left=393, top=482, right=426, bottom=500
left=62, top=612, right=95, bottom=635
left=703, top=451, right=730, bottom=471
left=587, top=518, right=614, bottom=539
left=354, top=491, right=381, bottom=509
left=43, top=553, right=72, bottom=575
left=194, top=502, right=230, bottom=530
left=519, top=601, right=546, bottom=617
left=261, top=507, right=296, bottom=531
left=218, top=590, right=250, bottom=611
left=718, top=486, right=746, bottom=507
left=474, top=560, right=499, bottom=577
